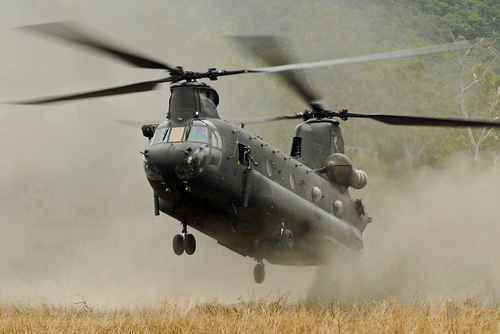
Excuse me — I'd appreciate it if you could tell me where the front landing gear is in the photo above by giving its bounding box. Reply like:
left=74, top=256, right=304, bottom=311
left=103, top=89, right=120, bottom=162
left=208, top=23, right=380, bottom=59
left=184, top=233, right=196, bottom=255
left=253, top=261, right=265, bottom=284
left=172, top=221, right=196, bottom=256
left=270, top=226, right=294, bottom=251
left=173, top=234, right=184, bottom=255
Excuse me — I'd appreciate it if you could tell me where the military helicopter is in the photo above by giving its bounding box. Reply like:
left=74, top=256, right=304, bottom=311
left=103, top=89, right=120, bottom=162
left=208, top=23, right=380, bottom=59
left=14, top=22, right=500, bottom=284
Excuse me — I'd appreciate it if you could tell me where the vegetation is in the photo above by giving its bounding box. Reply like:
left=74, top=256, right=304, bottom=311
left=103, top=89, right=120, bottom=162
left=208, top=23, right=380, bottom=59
left=2, top=297, right=500, bottom=333
left=412, top=0, right=500, bottom=39
left=194, top=0, right=500, bottom=173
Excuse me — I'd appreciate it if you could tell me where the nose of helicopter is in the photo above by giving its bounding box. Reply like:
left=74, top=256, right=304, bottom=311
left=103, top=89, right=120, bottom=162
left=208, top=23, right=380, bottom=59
left=143, top=143, right=208, bottom=181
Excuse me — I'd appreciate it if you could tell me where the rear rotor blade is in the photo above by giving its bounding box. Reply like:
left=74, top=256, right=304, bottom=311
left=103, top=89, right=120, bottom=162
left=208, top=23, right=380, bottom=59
left=232, top=35, right=320, bottom=104
left=10, top=78, right=172, bottom=104
left=249, top=40, right=476, bottom=73
left=229, top=111, right=500, bottom=128
left=344, top=112, right=500, bottom=128
left=227, top=114, right=303, bottom=124
left=19, top=21, right=182, bottom=74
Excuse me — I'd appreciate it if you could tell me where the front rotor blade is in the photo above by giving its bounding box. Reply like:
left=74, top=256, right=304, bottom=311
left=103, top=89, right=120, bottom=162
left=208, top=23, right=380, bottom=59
left=10, top=78, right=172, bottom=104
left=116, top=120, right=160, bottom=128
left=346, top=112, right=500, bottom=128
left=19, top=21, right=182, bottom=74
left=250, top=40, right=476, bottom=73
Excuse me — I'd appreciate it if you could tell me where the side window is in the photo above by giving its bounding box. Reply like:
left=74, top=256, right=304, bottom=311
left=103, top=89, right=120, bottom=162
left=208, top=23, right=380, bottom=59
left=211, top=131, right=223, bottom=148
left=209, top=149, right=222, bottom=167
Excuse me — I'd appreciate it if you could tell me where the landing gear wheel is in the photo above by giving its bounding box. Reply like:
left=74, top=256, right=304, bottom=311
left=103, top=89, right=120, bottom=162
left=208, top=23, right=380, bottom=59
left=282, top=229, right=294, bottom=251
left=254, top=263, right=265, bottom=284
left=184, top=233, right=196, bottom=255
left=270, top=228, right=294, bottom=251
left=173, top=234, right=184, bottom=255
left=270, top=229, right=282, bottom=251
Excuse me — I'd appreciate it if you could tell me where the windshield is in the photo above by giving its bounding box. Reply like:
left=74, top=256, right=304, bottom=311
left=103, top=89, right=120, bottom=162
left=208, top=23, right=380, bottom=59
left=151, top=124, right=218, bottom=146
left=151, top=127, right=169, bottom=144
left=168, top=127, right=185, bottom=142
left=185, top=127, right=209, bottom=143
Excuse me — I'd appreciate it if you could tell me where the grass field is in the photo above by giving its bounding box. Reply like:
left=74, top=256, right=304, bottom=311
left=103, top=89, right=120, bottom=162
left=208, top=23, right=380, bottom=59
left=1, top=296, right=499, bottom=333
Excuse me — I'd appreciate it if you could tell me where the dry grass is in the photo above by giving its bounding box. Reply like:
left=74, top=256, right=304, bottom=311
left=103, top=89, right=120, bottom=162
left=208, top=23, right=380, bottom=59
left=1, top=296, right=500, bottom=333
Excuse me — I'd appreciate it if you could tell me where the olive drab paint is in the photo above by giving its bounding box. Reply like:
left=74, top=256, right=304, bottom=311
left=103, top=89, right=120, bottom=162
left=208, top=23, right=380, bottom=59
left=143, top=82, right=371, bottom=277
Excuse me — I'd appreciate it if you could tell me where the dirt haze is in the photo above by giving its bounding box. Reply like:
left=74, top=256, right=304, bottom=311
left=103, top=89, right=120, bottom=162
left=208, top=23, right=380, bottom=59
left=1, top=1, right=500, bottom=308
left=309, top=163, right=500, bottom=303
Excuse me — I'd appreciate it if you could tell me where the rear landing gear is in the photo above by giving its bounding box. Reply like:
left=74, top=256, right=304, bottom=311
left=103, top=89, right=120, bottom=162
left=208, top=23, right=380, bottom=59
left=270, top=226, right=294, bottom=251
left=172, top=221, right=196, bottom=256
left=252, top=225, right=295, bottom=284
left=253, top=261, right=265, bottom=284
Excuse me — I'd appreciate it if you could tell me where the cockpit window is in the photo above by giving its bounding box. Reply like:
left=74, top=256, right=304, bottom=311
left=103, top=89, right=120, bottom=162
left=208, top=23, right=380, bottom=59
left=151, top=127, right=169, bottom=145
left=185, top=126, right=209, bottom=143
left=151, top=125, right=218, bottom=146
left=211, top=131, right=222, bottom=148
left=168, top=127, right=185, bottom=142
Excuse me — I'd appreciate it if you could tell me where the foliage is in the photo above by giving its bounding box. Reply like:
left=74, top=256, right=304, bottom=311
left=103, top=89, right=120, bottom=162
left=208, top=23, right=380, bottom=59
left=413, top=0, right=500, bottom=39
left=191, top=0, right=500, bottom=173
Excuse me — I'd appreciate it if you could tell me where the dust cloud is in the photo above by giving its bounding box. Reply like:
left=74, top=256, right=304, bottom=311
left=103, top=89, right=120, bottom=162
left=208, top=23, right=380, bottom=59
left=0, top=106, right=314, bottom=306
left=308, top=163, right=500, bottom=304
left=0, top=1, right=315, bottom=307
left=1, top=1, right=500, bottom=309
left=0, top=0, right=320, bottom=307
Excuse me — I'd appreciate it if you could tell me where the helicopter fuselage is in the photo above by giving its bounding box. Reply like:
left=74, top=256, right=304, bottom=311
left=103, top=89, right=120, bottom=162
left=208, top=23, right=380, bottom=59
left=144, top=115, right=369, bottom=266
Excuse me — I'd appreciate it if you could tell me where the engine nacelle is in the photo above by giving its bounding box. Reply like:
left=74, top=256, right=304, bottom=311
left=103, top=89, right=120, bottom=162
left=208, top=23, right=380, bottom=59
left=350, top=169, right=368, bottom=189
left=321, top=153, right=368, bottom=189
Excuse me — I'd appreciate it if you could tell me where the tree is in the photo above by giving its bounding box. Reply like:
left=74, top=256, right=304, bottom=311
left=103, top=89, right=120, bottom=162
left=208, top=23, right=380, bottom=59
left=456, top=40, right=500, bottom=162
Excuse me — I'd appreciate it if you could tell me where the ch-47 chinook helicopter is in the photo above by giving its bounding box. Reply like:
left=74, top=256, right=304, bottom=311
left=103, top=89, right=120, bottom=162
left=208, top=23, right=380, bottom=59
left=14, top=22, right=500, bottom=283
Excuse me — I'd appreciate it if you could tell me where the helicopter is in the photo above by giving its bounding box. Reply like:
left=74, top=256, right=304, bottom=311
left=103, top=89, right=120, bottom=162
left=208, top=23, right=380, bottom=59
left=13, top=22, right=500, bottom=284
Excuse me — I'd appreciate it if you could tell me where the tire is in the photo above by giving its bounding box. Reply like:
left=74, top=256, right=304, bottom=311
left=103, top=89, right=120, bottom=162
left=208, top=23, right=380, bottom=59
left=184, top=233, right=196, bottom=255
left=253, top=263, right=265, bottom=284
left=282, top=229, right=294, bottom=251
left=270, top=229, right=282, bottom=251
left=173, top=234, right=184, bottom=255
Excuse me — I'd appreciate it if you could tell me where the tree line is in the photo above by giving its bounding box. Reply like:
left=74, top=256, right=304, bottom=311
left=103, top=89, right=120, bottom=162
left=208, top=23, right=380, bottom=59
left=192, top=0, right=500, bottom=173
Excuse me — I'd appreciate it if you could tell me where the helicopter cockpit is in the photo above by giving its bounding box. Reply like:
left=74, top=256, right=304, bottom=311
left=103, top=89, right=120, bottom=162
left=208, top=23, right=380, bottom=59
left=147, top=120, right=224, bottom=180
left=150, top=120, right=222, bottom=148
